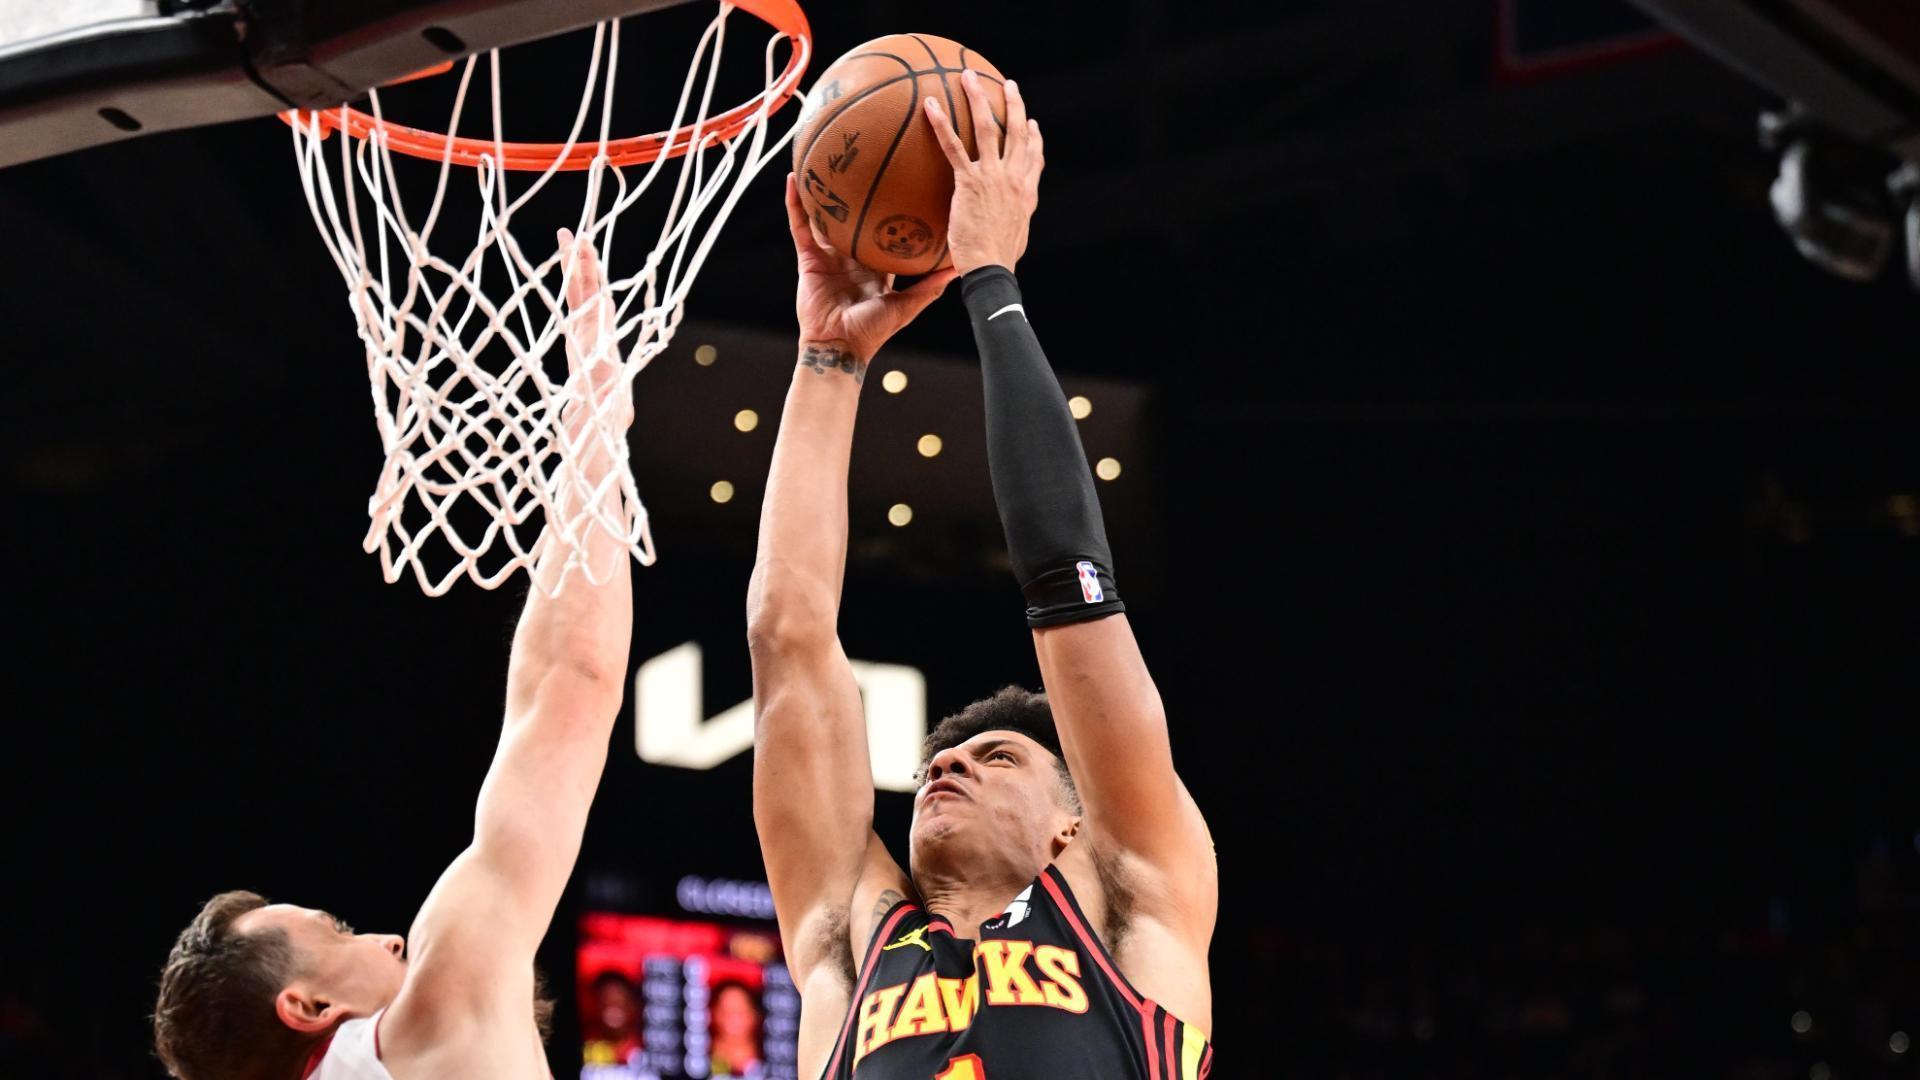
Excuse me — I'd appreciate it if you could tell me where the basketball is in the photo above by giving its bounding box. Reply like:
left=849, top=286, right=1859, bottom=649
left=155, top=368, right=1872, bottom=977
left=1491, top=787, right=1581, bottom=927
left=792, top=34, right=1007, bottom=276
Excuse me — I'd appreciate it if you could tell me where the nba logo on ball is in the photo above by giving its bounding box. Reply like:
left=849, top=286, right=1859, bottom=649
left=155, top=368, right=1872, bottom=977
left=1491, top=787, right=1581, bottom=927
left=1076, top=561, right=1104, bottom=604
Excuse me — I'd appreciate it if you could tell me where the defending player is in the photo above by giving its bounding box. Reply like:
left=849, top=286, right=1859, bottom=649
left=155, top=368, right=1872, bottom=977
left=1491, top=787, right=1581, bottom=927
left=150, top=232, right=631, bottom=1080
left=751, top=71, right=1216, bottom=1079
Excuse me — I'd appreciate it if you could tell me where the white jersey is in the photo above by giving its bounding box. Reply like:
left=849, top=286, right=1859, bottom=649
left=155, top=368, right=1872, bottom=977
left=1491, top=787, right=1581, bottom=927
left=305, top=1010, right=395, bottom=1080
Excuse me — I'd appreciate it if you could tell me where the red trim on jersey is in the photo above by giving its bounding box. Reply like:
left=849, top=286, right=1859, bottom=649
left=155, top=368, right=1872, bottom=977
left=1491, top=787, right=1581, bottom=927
left=927, top=916, right=956, bottom=935
left=1037, top=869, right=1143, bottom=1011
left=300, top=1034, right=337, bottom=1079
left=823, top=902, right=918, bottom=1080
left=1037, top=869, right=1159, bottom=1080
left=1145, top=1012, right=1161, bottom=1080
left=1200, top=1044, right=1215, bottom=1079
left=1162, top=1011, right=1179, bottom=1078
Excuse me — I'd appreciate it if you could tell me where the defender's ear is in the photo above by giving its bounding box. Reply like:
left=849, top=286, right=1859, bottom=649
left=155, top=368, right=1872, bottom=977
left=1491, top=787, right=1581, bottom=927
left=275, top=984, right=342, bottom=1035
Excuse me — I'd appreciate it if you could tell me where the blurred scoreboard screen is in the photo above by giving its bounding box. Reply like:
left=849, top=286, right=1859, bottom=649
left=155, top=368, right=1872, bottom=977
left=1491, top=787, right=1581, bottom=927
left=578, top=912, right=800, bottom=1080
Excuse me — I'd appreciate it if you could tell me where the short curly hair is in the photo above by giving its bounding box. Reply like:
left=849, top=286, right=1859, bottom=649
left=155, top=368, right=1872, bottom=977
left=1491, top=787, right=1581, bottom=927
left=920, top=686, right=1080, bottom=813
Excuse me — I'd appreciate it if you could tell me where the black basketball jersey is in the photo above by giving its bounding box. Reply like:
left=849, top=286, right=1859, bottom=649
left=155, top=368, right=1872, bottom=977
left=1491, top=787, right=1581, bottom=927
left=820, top=865, right=1212, bottom=1080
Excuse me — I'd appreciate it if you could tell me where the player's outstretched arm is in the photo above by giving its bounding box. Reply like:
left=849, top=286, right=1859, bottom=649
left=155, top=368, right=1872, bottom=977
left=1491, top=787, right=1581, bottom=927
left=382, top=231, right=635, bottom=1058
left=927, top=74, right=1217, bottom=940
left=749, top=176, right=954, bottom=1066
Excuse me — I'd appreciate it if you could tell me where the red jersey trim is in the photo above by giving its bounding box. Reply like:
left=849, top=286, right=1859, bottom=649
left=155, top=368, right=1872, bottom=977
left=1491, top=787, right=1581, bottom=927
left=1037, top=868, right=1160, bottom=1080
left=823, top=901, right=918, bottom=1080
left=1039, top=865, right=1215, bottom=1080
left=1037, top=868, right=1146, bottom=1010
left=300, top=1034, right=337, bottom=1079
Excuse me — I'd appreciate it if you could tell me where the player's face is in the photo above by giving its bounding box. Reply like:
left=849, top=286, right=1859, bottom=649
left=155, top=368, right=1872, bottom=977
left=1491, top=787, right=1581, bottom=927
left=236, top=904, right=407, bottom=1018
left=909, top=731, right=1078, bottom=877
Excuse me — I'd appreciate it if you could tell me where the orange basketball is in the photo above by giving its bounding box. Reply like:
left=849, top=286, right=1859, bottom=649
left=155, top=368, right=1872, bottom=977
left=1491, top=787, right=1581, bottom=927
left=791, top=34, right=1007, bottom=276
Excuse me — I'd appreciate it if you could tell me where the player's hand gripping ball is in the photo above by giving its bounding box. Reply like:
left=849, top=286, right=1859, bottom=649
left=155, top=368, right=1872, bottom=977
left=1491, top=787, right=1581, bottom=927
left=924, top=69, right=1043, bottom=277
left=791, top=34, right=1008, bottom=276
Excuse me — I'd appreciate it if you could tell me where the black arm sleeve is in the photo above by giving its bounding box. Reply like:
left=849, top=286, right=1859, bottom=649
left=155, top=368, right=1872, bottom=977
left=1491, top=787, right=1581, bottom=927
left=962, top=265, right=1125, bottom=628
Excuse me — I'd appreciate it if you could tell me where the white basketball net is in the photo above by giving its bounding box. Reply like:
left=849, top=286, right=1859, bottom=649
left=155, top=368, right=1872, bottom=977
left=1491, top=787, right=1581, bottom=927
left=289, top=6, right=805, bottom=595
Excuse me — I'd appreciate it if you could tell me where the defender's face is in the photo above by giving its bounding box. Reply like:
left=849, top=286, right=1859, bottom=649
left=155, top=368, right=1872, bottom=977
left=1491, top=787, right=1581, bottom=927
left=236, top=904, right=408, bottom=1015
left=909, top=731, right=1077, bottom=874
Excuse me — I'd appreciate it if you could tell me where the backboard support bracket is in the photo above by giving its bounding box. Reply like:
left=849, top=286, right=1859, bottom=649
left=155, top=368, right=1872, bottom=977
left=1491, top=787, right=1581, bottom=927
left=0, top=0, right=694, bottom=169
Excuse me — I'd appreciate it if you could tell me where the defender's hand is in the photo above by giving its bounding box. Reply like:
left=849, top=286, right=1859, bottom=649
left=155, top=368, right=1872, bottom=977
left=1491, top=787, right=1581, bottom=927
left=787, top=173, right=958, bottom=366
left=924, top=71, right=1043, bottom=276
left=557, top=227, right=632, bottom=430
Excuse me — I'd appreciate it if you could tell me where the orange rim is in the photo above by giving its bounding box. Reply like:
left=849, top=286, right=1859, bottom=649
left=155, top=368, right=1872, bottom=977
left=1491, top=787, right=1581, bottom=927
left=281, top=0, right=809, bottom=171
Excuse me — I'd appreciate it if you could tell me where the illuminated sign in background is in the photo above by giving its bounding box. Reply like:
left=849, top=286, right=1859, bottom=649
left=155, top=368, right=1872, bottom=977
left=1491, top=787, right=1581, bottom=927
left=633, top=641, right=928, bottom=792
left=675, top=876, right=777, bottom=921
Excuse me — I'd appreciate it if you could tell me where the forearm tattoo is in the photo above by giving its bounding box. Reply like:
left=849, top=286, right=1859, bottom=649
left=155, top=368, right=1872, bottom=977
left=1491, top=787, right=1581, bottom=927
left=872, top=888, right=904, bottom=923
left=799, top=340, right=867, bottom=384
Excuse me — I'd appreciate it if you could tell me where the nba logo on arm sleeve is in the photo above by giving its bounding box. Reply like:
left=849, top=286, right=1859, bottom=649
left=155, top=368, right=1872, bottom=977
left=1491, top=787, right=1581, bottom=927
left=1075, top=561, right=1104, bottom=604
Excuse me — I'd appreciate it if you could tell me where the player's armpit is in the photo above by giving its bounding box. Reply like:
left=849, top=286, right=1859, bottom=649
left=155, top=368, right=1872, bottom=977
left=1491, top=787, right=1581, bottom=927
left=377, top=850, right=546, bottom=1063
left=1033, top=614, right=1217, bottom=940
left=751, top=634, right=908, bottom=982
left=769, top=830, right=912, bottom=1080
left=849, top=832, right=916, bottom=973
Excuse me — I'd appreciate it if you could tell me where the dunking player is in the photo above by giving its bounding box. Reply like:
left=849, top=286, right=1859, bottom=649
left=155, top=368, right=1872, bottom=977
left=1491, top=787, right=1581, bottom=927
left=751, top=70, right=1217, bottom=1079
left=149, top=233, right=629, bottom=1080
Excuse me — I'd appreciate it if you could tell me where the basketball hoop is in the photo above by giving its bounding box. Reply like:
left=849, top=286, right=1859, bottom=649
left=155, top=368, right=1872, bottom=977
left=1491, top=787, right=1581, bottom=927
left=286, top=0, right=810, bottom=596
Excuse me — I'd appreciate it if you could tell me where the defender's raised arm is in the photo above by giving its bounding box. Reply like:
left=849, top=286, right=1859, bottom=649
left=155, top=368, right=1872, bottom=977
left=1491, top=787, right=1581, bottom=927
left=154, top=231, right=641, bottom=1080
left=379, top=231, right=637, bottom=1074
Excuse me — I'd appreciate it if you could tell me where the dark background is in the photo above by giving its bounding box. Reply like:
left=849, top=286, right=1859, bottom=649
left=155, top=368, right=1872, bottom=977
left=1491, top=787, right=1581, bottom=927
left=2, top=1, right=1916, bottom=1077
